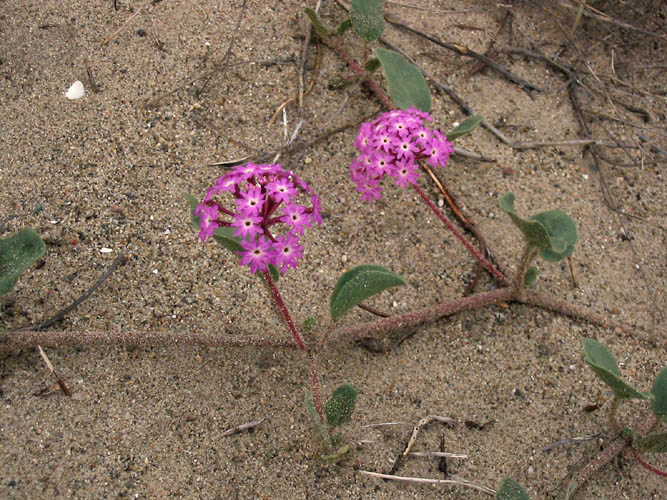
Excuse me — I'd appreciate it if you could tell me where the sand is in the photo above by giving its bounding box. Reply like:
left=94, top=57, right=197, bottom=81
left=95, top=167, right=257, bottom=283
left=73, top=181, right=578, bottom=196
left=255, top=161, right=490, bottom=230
left=1, top=1, right=665, bottom=498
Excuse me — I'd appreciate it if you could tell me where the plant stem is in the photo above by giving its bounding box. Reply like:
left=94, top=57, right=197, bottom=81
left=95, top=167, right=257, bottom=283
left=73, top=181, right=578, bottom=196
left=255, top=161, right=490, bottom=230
left=412, top=183, right=508, bottom=285
left=512, top=244, right=538, bottom=300
left=263, top=270, right=324, bottom=418
left=263, top=270, right=307, bottom=351
left=326, top=287, right=512, bottom=346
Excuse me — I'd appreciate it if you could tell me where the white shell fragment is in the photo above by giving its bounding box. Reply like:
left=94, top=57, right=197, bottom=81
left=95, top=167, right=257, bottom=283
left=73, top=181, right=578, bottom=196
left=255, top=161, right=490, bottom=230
left=100, top=247, right=113, bottom=254
left=65, top=80, right=85, bottom=100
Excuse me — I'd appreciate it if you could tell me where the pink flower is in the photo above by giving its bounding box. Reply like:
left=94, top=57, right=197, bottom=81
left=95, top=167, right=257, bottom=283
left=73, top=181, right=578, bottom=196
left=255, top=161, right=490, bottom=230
left=238, top=236, right=273, bottom=274
left=272, top=234, right=303, bottom=273
left=196, top=163, right=320, bottom=274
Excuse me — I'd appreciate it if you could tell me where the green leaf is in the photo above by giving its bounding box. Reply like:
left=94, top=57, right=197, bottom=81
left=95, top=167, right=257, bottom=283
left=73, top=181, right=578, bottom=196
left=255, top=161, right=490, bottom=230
left=330, top=264, right=405, bottom=321
left=350, top=0, right=385, bottom=41
left=446, top=114, right=483, bottom=141
left=375, top=48, right=431, bottom=112
left=651, top=367, right=667, bottom=421
left=304, top=7, right=330, bottom=37
left=337, top=19, right=353, bottom=36
left=524, top=266, right=538, bottom=286
left=581, top=338, right=648, bottom=400
left=305, top=390, right=330, bottom=445
left=498, top=193, right=551, bottom=250
left=364, top=57, right=381, bottom=72
left=325, top=384, right=357, bottom=427
left=184, top=193, right=202, bottom=230
left=563, top=480, right=577, bottom=500
left=0, top=228, right=46, bottom=296
left=530, top=210, right=578, bottom=262
left=212, top=226, right=244, bottom=253
left=495, top=478, right=530, bottom=500
left=633, top=431, right=667, bottom=453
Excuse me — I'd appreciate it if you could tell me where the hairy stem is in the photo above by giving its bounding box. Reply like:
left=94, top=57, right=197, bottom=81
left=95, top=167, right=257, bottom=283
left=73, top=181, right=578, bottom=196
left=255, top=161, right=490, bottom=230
left=512, top=244, right=538, bottom=300
left=263, top=270, right=324, bottom=418
left=412, top=183, right=508, bottom=285
left=325, top=287, right=512, bottom=346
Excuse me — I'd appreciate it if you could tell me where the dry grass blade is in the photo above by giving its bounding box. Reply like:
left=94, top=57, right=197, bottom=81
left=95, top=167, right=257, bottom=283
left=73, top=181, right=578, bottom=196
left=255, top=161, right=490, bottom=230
left=358, top=470, right=496, bottom=495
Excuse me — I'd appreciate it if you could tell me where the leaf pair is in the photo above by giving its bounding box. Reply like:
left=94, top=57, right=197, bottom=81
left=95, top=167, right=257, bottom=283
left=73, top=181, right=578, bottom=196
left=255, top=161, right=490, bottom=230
left=499, top=193, right=578, bottom=262
left=582, top=337, right=667, bottom=421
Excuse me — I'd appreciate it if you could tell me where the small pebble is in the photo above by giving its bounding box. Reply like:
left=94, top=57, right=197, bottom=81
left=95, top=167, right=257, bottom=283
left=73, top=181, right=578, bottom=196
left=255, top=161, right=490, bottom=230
left=341, top=254, right=347, bottom=263
left=100, top=247, right=112, bottom=253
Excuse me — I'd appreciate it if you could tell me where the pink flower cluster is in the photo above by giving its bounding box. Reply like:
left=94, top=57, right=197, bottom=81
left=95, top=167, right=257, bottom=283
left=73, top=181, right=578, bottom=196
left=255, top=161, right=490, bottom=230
left=195, top=163, right=322, bottom=274
left=349, top=108, right=454, bottom=202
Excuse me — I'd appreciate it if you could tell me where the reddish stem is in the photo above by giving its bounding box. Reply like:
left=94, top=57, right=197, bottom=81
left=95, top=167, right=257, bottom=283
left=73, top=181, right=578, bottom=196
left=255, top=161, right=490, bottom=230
left=631, top=447, right=667, bottom=477
left=412, top=183, right=508, bottom=285
left=263, top=270, right=306, bottom=351
left=263, top=270, right=324, bottom=418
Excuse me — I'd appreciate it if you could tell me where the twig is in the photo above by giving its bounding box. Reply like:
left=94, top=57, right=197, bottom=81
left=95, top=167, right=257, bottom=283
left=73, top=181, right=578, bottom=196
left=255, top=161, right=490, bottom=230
left=409, top=451, right=467, bottom=459
left=9, top=252, right=127, bottom=333
left=630, top=447, right=667, bottom=477
left=221, top=418, right=265, bottom=437
left=386, top=2, right=475, bottom=15
left=384, top=12, right=541, bottom=96
left=37, top=345, right=71, bottom=396
left=144, top=0, right=249, bottom=108
left=390, top=415, right=457, bottom=475
left=358, top=470, right=495, bottom=496
left=101, top=6, right=145, bottom=46
left=557, top=1, right=667, bottom=39
left=541, top=432, right=601, bottom=452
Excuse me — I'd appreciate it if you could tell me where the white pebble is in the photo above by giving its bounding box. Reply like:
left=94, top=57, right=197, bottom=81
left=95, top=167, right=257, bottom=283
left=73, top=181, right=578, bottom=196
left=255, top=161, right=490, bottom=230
left=100, top=248, right=112, bottom=253
left=65, top=80, right=85, bottom=100
left=437, top=198, right=444, bottom=207
left=341, top=254, right=348, bottom=263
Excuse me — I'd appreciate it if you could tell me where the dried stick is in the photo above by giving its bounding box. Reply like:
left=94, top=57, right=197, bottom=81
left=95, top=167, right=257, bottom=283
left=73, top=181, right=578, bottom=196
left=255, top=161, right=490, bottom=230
left=221, top=418, right=265, bottom=437
left=390, top=415, right=456, bottom=475
left=384, top=12, right=541, bottom=95
left=358, top=470, right=495, bottom=496
left=101, top=6, right=145, bottom=46
left=9, top=253, right=127, bottom=333
left=144, top=0, right=249, bottom=108
left=38, top=345, right=71, bottom=396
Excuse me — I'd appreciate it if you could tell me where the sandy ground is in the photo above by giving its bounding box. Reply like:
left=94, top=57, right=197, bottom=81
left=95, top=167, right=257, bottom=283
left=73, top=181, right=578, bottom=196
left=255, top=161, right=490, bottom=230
left=1, top=1, right=665, bottom=498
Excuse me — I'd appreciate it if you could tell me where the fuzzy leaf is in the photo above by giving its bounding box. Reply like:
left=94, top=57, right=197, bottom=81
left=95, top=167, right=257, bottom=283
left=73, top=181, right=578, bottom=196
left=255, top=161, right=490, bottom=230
left=184, top=193, right=202, bottom=229
left=364, top=57, right=381, bottom=72
left=633, top=431, right=667, bottom=453
left=651, top=366, right=667, bottom=421
left=531, top=210, right=578, bottom=262
left=325, top=384, right=357, bottom=427
left=446, top=114, right=483, bottom=141
left=304, top=7, right=330, bottom=37
left=0, top=228, right=46, bottom=296
left=305, top=390, right=330, bottom=445
left=498, top=193, right=551, bottom=250
left=495, top=478, right=530, bottom=500
left=337, top=19, right=353, bottom=36
left=581, top=338, right=648, bottom=400
left=330, top=264, right=405, bottom=321
left=375, top=48, right=431, bottom=112
left=350, top=0, right=385, bottom=41
left=524, top=266, right=538, bottom=286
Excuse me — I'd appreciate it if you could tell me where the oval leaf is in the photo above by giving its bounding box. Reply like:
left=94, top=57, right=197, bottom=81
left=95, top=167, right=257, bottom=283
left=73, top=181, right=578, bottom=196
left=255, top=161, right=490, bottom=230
left=303, top=7, right=330, bottom=37
left=0, top=228, right=46, bottom=296
left=375, top=48, right=431, bottom=112
left=498, top=193, right=551, bottom=250
left=325, top=384, right=357, bottom=427
left=581, top=338, right=648, bottom=400
left=531, top=210, right=578, bottom=262
left=330, top=264, right=405, bottom=322
left=651, top=366, right=667, bottom=421
left=351, top=0, right=385, bottom=41
left=495, top=478, right=529, bottom=500
left=524, top=266, right=538, bottom=286
left=447, top=114, right=483, bottom=141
